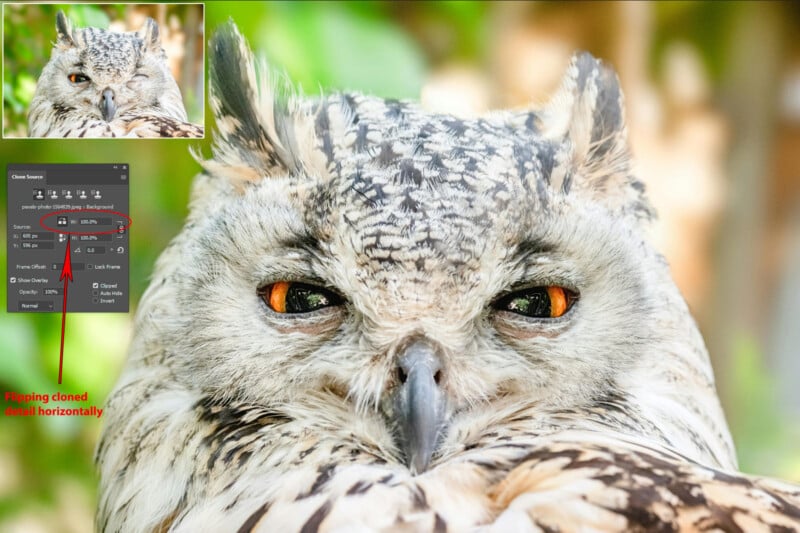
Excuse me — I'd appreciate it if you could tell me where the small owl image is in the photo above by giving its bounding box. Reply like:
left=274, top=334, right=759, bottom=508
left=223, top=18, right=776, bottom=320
left=27, top=11, right=203, bottom=138
left=97, top=23, right=800, bottom=531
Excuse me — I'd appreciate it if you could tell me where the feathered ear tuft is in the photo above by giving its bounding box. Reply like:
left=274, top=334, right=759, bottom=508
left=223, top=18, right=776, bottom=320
left=137, top=17, right=161, bottom=53
left=55, top=11, right=75, bottom=47
left=540, top=52, right=654, bottom=222
left=201, top=21, right=321, bottom=190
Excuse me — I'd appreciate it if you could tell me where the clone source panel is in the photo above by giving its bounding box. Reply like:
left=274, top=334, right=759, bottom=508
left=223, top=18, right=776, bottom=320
left=7, top=164, right=129, bottom=312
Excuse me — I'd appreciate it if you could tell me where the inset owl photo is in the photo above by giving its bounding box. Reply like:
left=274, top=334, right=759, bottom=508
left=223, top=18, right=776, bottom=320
left=2, top=3, right=204, bottom=138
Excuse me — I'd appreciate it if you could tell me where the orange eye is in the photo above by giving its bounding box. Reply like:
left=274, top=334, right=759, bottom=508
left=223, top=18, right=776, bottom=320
left=259, top=282, right=342, bottom=314
left=547, top=286, right=568, bottom=318
left=68, top=73, right=90, bottom=84
left=494, top=285, right=577, bottom=318
left=268, top=281, right=290, bottom=313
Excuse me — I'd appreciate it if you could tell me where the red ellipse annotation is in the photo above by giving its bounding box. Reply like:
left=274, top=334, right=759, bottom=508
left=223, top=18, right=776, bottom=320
left=39, top=208, right=132, bottom=236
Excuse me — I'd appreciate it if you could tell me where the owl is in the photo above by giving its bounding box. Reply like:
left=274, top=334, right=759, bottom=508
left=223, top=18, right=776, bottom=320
left=96, top=23, right=800, bottom=531
left=27, top=11, right=203, bottom=138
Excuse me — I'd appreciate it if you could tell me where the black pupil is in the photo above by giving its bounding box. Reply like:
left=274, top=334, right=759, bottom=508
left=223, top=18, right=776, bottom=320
left=71, top=74, right=88, bottom=82
left=284, top=283, right=339, bottom=313
left=498, top=288, right=551, bottom=318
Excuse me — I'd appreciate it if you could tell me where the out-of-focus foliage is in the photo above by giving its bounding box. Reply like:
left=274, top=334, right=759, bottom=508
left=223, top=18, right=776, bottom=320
left=0, top=2, right=798, bottom=531
left=729, top=336, right=800, bottom=480
left=3, top=3, right=204, bottom=136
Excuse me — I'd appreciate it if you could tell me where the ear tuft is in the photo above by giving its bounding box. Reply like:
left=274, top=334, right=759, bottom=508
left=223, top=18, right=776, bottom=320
left=203, top=21, right=320, bottom=189
left=541, top=52, right=654, bottom=222
left=137, top=17, right=161, bottom=52
left=55, top=11, right=75, bottom=47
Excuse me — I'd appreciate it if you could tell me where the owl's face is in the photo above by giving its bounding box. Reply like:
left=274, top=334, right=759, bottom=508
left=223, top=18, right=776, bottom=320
left=134, top=29, right=722, bottom=471
left=169, top=159, right=656, bottom=467
left=145, top=27, right=719, bottom=472
left=34, top=12, right=178, bottom=123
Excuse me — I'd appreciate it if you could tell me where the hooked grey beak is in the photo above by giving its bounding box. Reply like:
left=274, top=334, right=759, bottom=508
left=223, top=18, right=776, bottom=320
left=392, top=339, right=446, bottom=474
left=100, top=88, right=116, bottom=121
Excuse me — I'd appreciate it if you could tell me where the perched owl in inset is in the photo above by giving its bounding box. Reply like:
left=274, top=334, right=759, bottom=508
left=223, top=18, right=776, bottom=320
left=27, top=11, right=203, bottom=138
left=97, top=23, right=800, bottom=531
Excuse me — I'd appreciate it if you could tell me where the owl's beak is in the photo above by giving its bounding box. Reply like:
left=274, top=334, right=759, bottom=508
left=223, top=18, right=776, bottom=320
left=101, top=88, right=116, bottom=122
left=392, top=338, right=446, bottom=475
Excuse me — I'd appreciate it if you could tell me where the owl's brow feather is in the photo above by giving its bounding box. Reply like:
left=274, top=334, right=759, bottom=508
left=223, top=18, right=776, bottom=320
left=511, top=239, right=557, bottom=261
left=274, top=232, right=322, bottom=255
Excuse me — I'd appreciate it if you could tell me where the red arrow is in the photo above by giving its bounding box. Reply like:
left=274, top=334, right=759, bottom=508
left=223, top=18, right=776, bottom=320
left=58, top=235, right=73, bottom=385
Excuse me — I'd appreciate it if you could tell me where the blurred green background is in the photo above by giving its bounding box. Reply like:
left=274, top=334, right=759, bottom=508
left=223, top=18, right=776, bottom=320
left=1, top=2, right=799, bottom=531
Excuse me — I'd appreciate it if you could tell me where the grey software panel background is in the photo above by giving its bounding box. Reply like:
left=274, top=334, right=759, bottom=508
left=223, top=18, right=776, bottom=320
left=7, top=164, right=129, bottom=312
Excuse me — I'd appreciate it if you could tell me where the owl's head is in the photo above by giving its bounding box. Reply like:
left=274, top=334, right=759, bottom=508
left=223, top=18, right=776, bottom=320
left=140, top=24, right=727, bottom=472
left=33, top=11, right=186, bottom=123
